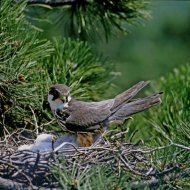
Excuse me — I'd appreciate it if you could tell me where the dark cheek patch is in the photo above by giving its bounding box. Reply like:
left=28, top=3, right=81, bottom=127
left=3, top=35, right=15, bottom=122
left=49, top=88, right=59, bottom=100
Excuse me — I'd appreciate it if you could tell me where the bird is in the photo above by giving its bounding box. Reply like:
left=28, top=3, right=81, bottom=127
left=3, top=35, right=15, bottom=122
left=18, top=134, right=54, bottom=152
left=48, top=81, right=161, bottom=147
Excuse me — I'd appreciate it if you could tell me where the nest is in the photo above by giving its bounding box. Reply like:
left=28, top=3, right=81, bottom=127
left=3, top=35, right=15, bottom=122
left=0, top=129, right=181, bottom=189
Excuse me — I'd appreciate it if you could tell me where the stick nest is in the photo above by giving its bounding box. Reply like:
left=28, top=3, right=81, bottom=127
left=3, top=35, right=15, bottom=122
left=0, top=129, right=180, bottom=189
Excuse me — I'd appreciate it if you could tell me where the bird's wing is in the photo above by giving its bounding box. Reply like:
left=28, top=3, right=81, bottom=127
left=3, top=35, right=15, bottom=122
left=111, top=81, right=150, bottom=111
left=64, top=99, right=114, bottom=130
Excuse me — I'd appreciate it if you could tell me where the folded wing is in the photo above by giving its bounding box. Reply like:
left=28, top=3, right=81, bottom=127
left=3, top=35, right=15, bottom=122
left=65, top=99, right=114, bottom=131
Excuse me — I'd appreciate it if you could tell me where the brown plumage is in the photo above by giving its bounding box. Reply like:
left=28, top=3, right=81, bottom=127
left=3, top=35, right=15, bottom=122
left=48, top=81, right=162, bottom=147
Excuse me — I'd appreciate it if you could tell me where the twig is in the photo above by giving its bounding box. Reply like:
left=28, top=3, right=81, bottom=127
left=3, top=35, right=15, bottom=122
left=110, top=129, right=129, bottom=140
left=128, top=143, right=173, bottom=154
left=0, top=176, right=60, bottom=190
left=53, top=142, right=80, bottom=153
left=2, top=161, right=33, bottom=186
left=162, top=135, right=190, bottom=151
left=172, top=142, right=190, bottom=151
left=1, top=128, right=190, bottom=188
left=0, top=117, right=18, bottom=146
left=119, top=154, right=147, bottom=177
left=0, top=176, right=34, bottom=190
left=29, top=106, right=39, bottom=135
left=39, top=119, right=55, bottom=127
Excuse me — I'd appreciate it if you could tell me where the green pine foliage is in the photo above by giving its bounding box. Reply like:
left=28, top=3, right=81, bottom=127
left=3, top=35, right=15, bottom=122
left=0, top=0, right=111, bottom=134
left=148, top=64, right=190, bottom=188
left=43, top=38, right=111, bottom=100
left=124, top=63, right=190, bottom=188
left=148, top=64, right=190, bottom=147
left=27, top=0, right=150, bottom=41
left=129, top=64, right=190, bottom=146
left=0, top=1, right=53, bottom=132
left=52, top=162, right=131, bottom=190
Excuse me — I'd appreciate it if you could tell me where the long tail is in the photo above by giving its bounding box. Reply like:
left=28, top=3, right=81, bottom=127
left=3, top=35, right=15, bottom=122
left=111, top=81, right=150, bottom=111
left=108, top=93, right=162, bottom=122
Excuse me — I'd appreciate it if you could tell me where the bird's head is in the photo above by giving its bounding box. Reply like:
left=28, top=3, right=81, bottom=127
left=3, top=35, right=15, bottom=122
left=48, top=84, right=71, bottom=111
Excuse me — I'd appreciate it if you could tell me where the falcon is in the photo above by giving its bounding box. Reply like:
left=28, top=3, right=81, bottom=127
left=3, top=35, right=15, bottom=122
left=48, top=81, right=161, bottom=146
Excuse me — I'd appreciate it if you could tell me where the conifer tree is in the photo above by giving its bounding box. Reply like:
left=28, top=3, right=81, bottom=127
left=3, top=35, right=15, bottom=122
left=0, top=0, right=149, bottom=134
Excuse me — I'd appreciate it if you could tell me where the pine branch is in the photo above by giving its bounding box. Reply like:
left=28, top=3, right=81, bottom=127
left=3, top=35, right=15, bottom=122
left=1, top=0, right=112, bottom=133
left=24, top=0, right=150, bottom=41
left=26, top=0, right=77, bottom=6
